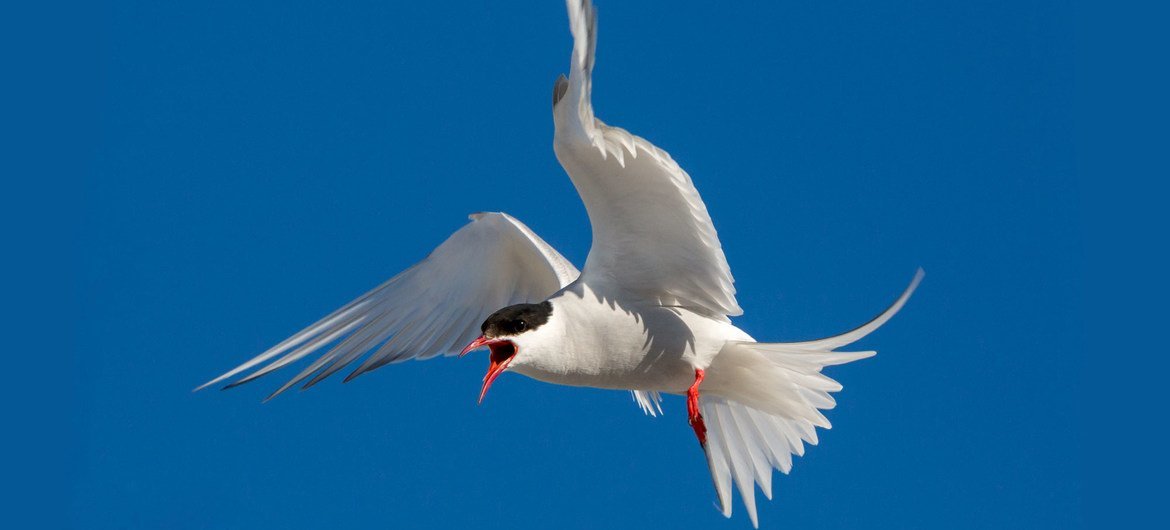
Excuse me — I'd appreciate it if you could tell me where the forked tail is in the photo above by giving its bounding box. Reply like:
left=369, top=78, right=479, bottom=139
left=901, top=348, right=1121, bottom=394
left=701, top=269, right=924, bottom=527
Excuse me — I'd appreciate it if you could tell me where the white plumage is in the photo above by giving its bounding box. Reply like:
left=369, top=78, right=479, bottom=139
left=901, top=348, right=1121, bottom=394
left=201, top=1, right=922, bottom=527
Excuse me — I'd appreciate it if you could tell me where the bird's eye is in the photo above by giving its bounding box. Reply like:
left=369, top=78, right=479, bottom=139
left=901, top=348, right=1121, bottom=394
left=515, top=319, right=527, bottom=332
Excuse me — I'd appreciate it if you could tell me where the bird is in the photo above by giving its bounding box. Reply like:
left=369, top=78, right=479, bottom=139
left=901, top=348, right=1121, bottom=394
left=198, top=1, right=922, bottom=527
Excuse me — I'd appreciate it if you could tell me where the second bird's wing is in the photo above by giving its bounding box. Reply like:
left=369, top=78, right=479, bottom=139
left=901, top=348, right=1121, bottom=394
left=198, top=212, right=579, bottom=400
left=552, top=0, right=741, bottom=320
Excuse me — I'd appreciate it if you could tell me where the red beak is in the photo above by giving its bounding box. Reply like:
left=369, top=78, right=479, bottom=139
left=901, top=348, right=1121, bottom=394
left=460, top=335, right=517, bottom=404
left=459, top=335, right=494, bottom=357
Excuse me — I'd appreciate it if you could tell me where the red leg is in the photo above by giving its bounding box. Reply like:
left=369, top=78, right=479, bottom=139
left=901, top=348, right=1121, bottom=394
left=686, top=369, right=707, bottom=446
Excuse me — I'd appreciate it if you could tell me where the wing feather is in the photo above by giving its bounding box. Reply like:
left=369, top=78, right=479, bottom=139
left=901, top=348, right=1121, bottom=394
left=197, top=212, right=579, bottom=398
left=554, top=0, right=740, bottom=319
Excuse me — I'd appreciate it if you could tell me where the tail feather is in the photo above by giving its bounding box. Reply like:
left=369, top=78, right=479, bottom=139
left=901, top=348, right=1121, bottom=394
left=700, top=269, right=923, bottom=527
left=780, top=268, right=924, bottom=352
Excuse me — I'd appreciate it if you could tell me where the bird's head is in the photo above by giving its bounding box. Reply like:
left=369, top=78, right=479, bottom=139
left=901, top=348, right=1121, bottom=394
left=459, top=301, right=555, bottom=403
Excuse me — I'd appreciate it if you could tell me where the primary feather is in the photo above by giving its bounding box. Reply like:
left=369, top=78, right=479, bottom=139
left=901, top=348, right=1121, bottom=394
left=197, top=213, right=578, bottom=399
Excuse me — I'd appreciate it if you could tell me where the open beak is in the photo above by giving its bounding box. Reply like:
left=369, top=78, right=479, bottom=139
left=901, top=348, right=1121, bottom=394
left=460, top=335, right=517, bottom=404
left=459, top=336, right=495, bottom=357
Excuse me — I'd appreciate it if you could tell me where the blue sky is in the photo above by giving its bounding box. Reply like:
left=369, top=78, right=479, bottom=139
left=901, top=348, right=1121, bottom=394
left=64, top=1, right=1078, bottom=528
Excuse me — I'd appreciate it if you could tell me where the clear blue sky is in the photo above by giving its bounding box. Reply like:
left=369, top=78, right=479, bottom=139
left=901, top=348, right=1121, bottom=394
left=66, top=1, right=1078, bottom=528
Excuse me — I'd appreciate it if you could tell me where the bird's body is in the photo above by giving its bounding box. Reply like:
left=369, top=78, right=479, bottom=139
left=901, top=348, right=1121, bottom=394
left=507, top=282, right=751, bottom=394
left=201, top=1, right=922, bottom=527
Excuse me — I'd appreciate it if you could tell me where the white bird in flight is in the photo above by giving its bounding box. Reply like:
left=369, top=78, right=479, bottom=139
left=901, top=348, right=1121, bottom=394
left=200, top=1, right=922, bottom=526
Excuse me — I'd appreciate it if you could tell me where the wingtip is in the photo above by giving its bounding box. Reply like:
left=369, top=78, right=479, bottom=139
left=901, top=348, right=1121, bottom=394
left=342, top=365, right=369, bottom=384
left=193, top=375, right=227, bottom=393
left=221, top=373, right=271, bottom=391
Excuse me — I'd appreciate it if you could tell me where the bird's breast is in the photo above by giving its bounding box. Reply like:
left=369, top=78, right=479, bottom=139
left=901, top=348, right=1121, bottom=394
left=508, top=286, right=740, bottom=393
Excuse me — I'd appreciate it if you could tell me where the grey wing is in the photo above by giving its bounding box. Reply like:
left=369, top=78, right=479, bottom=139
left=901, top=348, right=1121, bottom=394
left=197, top=212, right=579, bottom=400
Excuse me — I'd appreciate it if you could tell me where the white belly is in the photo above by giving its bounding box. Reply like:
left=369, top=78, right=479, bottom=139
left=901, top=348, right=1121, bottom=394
left=507, top=282, right=750, bottom=393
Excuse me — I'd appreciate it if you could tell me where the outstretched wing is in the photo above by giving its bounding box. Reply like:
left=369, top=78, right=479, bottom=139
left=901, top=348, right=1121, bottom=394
left=553, top=0, right=740, bottom=319
left=197, top=212, right=579, bottom=400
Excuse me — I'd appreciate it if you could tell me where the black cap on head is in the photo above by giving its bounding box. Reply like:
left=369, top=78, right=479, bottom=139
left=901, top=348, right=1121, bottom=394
left=481, top=301, right=553, bottom=337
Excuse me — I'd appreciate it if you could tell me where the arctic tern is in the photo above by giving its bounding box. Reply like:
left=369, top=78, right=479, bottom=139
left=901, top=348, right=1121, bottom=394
left=199, top=1, right=922, bottom=526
